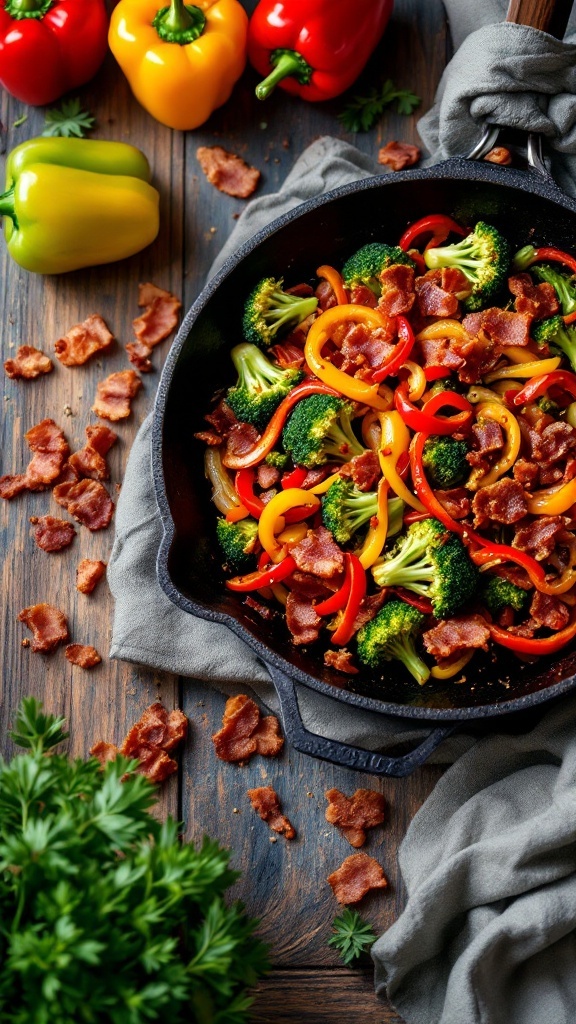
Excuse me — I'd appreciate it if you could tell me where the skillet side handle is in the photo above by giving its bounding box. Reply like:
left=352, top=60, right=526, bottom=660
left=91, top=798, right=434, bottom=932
left=266, top=664, right=456, bottom=779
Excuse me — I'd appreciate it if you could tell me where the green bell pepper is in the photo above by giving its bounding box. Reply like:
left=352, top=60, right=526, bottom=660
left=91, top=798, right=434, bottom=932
left=0, top=137, right=160, bottom=274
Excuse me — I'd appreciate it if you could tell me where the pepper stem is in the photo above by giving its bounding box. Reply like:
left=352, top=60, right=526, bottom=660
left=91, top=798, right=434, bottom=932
left=0, top=187, right=16, bottom=224
left=255, top=49, right=314, bottom=101
left=153, top=0, right=206, bottom=45
left=5, top=0, right=52, bottom=18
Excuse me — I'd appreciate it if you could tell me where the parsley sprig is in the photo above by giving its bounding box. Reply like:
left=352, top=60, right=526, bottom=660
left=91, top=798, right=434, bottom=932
left=42, top=97, right=95, bottom=138
left=339, top=80, right=421, bottom=133
left=328, top=908, right=377, bottom=965
left=0, top=698, right=269, bottom=1023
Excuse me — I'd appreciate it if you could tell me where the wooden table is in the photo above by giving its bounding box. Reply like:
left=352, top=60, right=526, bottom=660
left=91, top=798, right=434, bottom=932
left=0, top=2, right=448, bottom=1019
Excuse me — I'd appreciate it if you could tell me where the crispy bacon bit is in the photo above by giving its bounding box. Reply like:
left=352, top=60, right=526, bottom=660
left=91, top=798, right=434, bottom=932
left=436, top=487, right=470, bottom=520
left=291, top=526, right=345, bottom=578
left=529, top=590, right=570, bottom=631
left=68, top=425, right=118, bottom=480
left=247, top=786, right=295, bottom=839
left=126, top=340, right=153, bottom=373
left=378, top=265, right=416, bottom=317
left=513, top=458, right=539, bottom=489
left=467, top=419, right=504, bottom=472
left=90, top=740, right=118, bottom=765
left=132, top=283, right=182, bottom=361
left=453, top=331, right=499, bottom=384
left=484, top=147, right=512, bottom=166
left=472, top=478, right=528, bottom=528
left=349, top=283, right=378, bottom=308
left=91, top=702, right=188, bottom=784
left=316, top=279, right=338, bottom=311
left=324, top=648, right=359, bottom=674
left=258, top=463, right=280, bottom=489
left=513, top=516, right=568, bottom=562
left=224, top=421, right=260, bottom=463
left=418, top=337, right=465, bottom=372
left=65, top=643, right=101, bottom=669
left=423, top=614, right=490, bottom=661
left=491, top=564, right=533, bottom=590
left=18, top=602, right=68, bottom=652
left=286, top=591, right=322, bottom=645
left=340, top=321, right=396, bottom=373
left=196, top=145, right=261, bottom=198
left=378, top=141, right=421, bottom=171
left=416, top=275, right=458, bottom=318
left=0, top=419, right=69, bottom=500
left=268, top=340, right=306, bottom=369
left=4, top=345, right=53, bottom=380
left=77, top=558, right=107, bottom=594
left=55, top=314, right=114, bottom=366
left=338, top=451, right=380, bottom=492
left=328, top=852, right=388, bottom=905
left=212, top=694, right=284, bottom=763
left=53, top=479, right=114, bottom=531
left=325, top=788, right=385, bottom=847
left=351, top=591, right=387, bottom=635
left=508, top=274, right=559, bottom=320
left=30, top=515, right=75, bottom=552
left=93, top=370, right=142, bottom=421
left=463, top=308, right=532, bottom=347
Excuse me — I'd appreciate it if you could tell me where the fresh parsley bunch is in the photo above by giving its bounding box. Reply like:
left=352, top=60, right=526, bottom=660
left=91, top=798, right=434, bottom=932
left=329, top=908, right=377, bottom=965
left=0, top=699, right=268, bottom=1024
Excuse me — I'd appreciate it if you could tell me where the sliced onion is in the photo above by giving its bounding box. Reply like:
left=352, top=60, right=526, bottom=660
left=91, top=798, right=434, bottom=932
left=204, top=448, right=240, bottom=514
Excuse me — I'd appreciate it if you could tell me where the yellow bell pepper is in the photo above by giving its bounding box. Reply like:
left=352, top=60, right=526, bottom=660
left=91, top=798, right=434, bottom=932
left=431, top=650, right=474, bottom=679
left=378, top=411, right=425, bottom=512
left=484, top=356, right=561, bottom=382
left=466, top=402, right=521, bottom=491
left=416, top=319, right=469, bottom=343
left=109, top=0, right=248, bottom=131
left=358, top=478, right=389, bottom=569
left=258, top=488, right=320, bottom=562
left=304, top=304, right=391, bottom=410
left=526, top=476, right=576, bottom=517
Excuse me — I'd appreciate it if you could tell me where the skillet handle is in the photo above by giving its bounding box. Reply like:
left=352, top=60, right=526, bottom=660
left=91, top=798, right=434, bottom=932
left=266, top=663, right=456, bottom=779
left=506, top=0, right=573, bottom=36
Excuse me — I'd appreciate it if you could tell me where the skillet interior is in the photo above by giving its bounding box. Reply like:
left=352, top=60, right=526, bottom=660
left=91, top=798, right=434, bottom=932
left=154, top=158, right=576, bottom=719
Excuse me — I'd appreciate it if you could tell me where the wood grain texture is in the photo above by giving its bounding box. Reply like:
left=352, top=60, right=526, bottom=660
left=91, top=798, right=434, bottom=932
left=0, top=0, right=449, bottom=1020
left=506, top=0, right=572, bottom=34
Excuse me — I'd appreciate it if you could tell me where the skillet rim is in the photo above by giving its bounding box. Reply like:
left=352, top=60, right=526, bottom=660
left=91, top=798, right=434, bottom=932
left=152, top=156, right=576, bottom=722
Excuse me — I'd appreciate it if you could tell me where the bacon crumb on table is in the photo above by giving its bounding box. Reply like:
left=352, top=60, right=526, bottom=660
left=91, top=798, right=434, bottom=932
left=65, top=643, right=101, bottom=669
left=53, top=479, right=114, bottom=531
left=247, top=786, right=296, bottom=839
left=93, top=369, right=142, bottom=421
left=30, top=515, right=76, bottom=553
left=0, top=419, right=69, bottom=500
left=54, top=314, right=114, bottom=366
left=76, top=558, right=107, bottom=594
left=325, top=788, right=385, bottom=848
left=377, top=141, right=421, bottom=171
left=18, top=602, right=68, bottom=653
left=4, top=345, right=53, bottom=380
left=68, top=424, right=118, bottom=480
left=90, top=702, right=188, bottom=784
left=127, top=283, right=182, bottom=371
left=328, top=853, right=388, bottom=905
left=196, top=145, right=261, bottom=198
left=212, top=694, right=284, bottom=763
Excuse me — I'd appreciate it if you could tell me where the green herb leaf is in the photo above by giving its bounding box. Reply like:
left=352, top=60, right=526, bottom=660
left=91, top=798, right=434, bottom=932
left=338, top=80, right=421, bottom=133
left=12, top=113, right=27, bottom=128
left=328, top=908, right=377, bottom=965
left=42, top=98, right=95, bottom=139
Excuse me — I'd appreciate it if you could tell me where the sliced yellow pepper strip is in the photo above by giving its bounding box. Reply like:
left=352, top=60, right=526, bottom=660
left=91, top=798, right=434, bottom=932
left=526, top=476, right=576, bottom=516
left=378, top=410, right=425, bottom=512
left=403, top=360, right=426, bottom=401
left=431, top=650, right=474, bottom=679
left=359, top=478, right=389, bottom=569
left=304, top=304, right=391, bottom=410
left=416, top=319, right=469, bottom=343
left=467, top=385, right=507, bottom=406
left=484, top=356, right=561, bottom=382
left=309, top=471, right=341, bottom=495
left=503, top=345, right=539, bottom=364
left=270, top=583, right=288, bottom=606
left=276, top=523, right=308, bottom=546
left=258, top=487, right=320, bottom=562
left=466, top=402, right=521, bottom=491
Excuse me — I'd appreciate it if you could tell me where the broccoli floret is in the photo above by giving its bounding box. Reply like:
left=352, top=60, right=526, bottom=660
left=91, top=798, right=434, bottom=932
left=216, top=517, right=259, bottom=573
left=321, top=477, right=404, bottom=545
left=532, top=264, right=576, bottom=316
left=482, top=575, right=529, bottom=615
left=282, top=394, right=365, bottom=469
left=533, top=315, right=576, bottom=372
left=356, top=600, right=430, bottom=686
left=422, top=436, right=469, bottom=489
left=372, top=517, right=478, bottom=619
left=243, top=277, right=318, bottom=349
left=342, top=243, right=415, bottom=296
left=226, top=343, right=303, bottom=430
left=265, top=450, right=290, bottom=469
left=424, top=221, right=510, bottom=311
left=511, top=245, right=536, bottom=272
left=537, top=395, right=560, bottom=416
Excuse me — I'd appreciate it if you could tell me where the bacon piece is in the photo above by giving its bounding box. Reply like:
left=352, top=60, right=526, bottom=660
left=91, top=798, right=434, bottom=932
left=286, top=590, right=322, bottom=645
left=349, top=283, right=378, bottom=308
left=453, top=331, right=499, bottom=384
left=290, top=526, right=345, bottom=578
left=224, top=422, right=260, bottom=462
left=90, top=740, right=119, bottom=765
left=212, top=694, right=283, bottom=763
left=491, top=564, right=533, bottom=590
left=247, top=786, right=295, bottom=839
left=508, top=274, right=559, bottom=320
left=324, top=648, right=359, bottom=674
left=328, top=852, right=388, bottom=905
left=463, top=308, right=532, bottom=347
left=472, top=478, right=528, bottom=528
left=268, top=340, right=306, bottom=369
left=485, top=146, right=513, bottom=166
left=65, top=643, right=101, bottom=669
left=325, top=788, right=385, bottom=848
left=378, top=265, right=415, bottom=316
left=415, top=268, right=469, bottom=318
left=378, top=141, right=421, bottom=171
left=76, top=558, right=107, bottom=594
left=513, top=458, right=539, bottom=489
left=338, top=451, right=380, bottom=492
left=18, top=602, right=68, bottom=653
left=418, top=337, right=465, bottom=372
left=132, top=283, right=181, bottom=356
left=203, top=398, right=238, bottom=440
left=126, top=340, right=153, bottom=373
left=340, top=321, right=396, bottom=372
left=436, top=487, right=470, bottom=520
left=53, top=479, right=114, bottom=531
left=258, top=463, right=280, bottom=489
left=350, top=591, right=387, bottom=635
left=93, top=370, right=142, bottom=421
left=0, top=419, right=69, bottom=500
left=4, top=345, right=53, bottom=380
left=91, top=702, right=188, bottom=784
left=55, top=314, right=114, bottom=366
left=513, top=516, right=568, bottom=562
left=30, top=515, right=75, bottom=553
left=68, top=425, right=118, bottom=480
left=197, top=145, right=261, bottom=198
left=535, top=422, right=576, bottom=466
left=529, top=591, right=570, bottom=631
left=423, top=614, right=490, bottom=661
left=467, top=419, right=504, bottom=470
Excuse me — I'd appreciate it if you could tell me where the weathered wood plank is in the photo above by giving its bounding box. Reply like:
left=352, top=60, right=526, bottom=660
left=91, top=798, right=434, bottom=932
left=252, top=969, right=403, bottom=1023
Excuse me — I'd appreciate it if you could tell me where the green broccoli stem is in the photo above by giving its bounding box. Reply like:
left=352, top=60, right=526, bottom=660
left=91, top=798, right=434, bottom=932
left=533, top=265, right=576, bottom=316
left=551, top=329, right=576, bottom=373
left=373, top=532, right=430, bottom=588
left=391, top=635, right=430, bottom=686
left=264, top=291, right=318, bottom=335
left=324, top=422, right=365, bottom=461
left=424, top=241, right=482, bottom=278
left=231, top=343, right=288, bottom=390
left=511, top=245, right=537, bottom=272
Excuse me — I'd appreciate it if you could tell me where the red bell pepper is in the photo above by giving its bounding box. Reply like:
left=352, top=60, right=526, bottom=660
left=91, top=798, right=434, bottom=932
left=512, top=370, right=576, bottom=408
left=398, top=214, right=466, bottom=253
left=394, top=386, right=473, bottom=436
left=487, top=610, right=576, bottom=656
left=0, top=0, right=108, bottom=106
left=248, top=0, right=393, bottom=102
left=521, top=246, right=576, bottom=276
left=371, top=316, right=415, bottom=382
left=226, top=555, right=297, bottom=592
left=331, top=554, right=366, bottom=646
left=391, top=586, right=433, bottom=615
left=281, top=466, right=308, bottom=489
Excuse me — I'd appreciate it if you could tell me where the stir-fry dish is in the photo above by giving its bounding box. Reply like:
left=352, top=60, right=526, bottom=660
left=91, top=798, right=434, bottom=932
left=196, top=213, right=576, bottom=685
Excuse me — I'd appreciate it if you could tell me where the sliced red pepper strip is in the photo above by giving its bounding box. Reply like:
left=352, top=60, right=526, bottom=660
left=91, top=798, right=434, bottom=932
left=282, top=466, right=308, bottom=489
left=487, top=608, right=576, bottom=656
left=371, top=315, right=415, bottom=382
left=394, top=385, right=472, bottom=435
left=222, top=379, right=340, bottom=469
left=235, top=468, right=265, bottom=518
left=564, top=311, right=576, bottom=325
left=315, top=573, right=351, bottom=616
left=391, top=586, right=433, bottom=615
left=424, top=365, right=452, bottom=382
left=226, top=555, right=297, bottom=592
left=331, top=553, right=367, bottom=646
left=397, top=450, right=410, bottom=480
left=399, top=214, right=466, bottom=252
left=407, top=249, right=427, bottom=274
left=512, top=370, right=576, bottom=407
left=529, top=247, right=576, bottom=276
left=403, top=509, right=432, bottom=525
